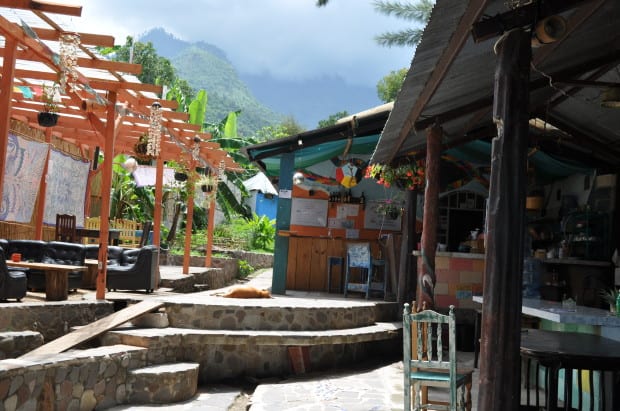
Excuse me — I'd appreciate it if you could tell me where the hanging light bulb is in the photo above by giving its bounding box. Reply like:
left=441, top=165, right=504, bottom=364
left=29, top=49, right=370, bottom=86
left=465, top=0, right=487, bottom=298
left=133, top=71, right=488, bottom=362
left=147, top=101, right=162, bottom=157
left=59, top=32, right=80, bottom=93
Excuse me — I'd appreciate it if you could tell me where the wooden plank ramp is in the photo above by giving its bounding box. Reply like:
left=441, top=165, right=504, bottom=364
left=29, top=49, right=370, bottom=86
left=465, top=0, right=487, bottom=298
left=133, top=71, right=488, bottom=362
left=19, top=299, right=165, bottom=360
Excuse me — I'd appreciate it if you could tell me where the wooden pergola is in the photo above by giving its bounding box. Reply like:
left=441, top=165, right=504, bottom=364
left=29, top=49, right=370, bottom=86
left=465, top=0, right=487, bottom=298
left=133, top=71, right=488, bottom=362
left=0, top=1, right=242, bottom=299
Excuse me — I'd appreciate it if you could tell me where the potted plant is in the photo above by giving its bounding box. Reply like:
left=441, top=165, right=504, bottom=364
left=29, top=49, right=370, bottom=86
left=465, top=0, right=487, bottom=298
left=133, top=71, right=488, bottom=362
left=376, top=199, right=402, bottom=220
left=365, top=160, right=425, bottom=190
left=599, top=287, right=619, bottom=313
left=37, top=83, right=61, bottom=127
left=196, top=174, right=218, bottom=205
left=134, top=134, right=155, bottom=162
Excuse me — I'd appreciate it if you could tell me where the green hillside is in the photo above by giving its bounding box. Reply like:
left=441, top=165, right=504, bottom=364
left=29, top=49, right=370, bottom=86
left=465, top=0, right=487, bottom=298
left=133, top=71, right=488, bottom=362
left=172, top=45, right=283, bottom=136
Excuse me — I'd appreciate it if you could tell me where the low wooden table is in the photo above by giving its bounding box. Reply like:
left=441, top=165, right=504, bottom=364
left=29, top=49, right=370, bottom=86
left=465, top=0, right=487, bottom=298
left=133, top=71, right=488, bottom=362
left=76, top=228, right=121, bottom=245
left=6, top=260, right=87, bottom=301
left=83, top=258, right=99, bottom=289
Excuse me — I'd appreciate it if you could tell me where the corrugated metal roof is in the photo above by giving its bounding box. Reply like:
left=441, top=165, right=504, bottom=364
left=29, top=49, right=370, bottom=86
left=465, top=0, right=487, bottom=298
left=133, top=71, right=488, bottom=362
left=374, top=0, right=620, bottom=167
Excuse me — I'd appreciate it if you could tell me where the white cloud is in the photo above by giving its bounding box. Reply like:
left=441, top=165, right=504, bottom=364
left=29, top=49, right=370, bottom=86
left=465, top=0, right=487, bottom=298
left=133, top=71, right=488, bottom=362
left=66, top=0, right=415, bottom=87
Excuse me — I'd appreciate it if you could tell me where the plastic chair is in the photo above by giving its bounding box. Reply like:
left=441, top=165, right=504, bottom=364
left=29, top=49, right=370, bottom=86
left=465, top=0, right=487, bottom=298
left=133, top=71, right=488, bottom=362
left=55, top=214, right=77, bottom=243
left=403, top=304, right=472, bottom=411
left=343, top=242, right=385, bottom=299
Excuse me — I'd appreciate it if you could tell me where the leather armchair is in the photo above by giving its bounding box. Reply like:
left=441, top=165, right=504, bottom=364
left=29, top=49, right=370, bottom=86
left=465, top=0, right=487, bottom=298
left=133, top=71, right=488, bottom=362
left=0, top=246, right=27, bottom=302
left=5, top=240, right=47, bottom=291
left=106, top=245, right=159, bottom=293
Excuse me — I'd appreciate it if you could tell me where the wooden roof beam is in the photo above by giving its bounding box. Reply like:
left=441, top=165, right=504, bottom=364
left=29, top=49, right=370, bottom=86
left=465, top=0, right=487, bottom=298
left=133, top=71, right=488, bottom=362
left=31, top=27, right=113, bottom=47
left=0, top=1, right=82, bottom=16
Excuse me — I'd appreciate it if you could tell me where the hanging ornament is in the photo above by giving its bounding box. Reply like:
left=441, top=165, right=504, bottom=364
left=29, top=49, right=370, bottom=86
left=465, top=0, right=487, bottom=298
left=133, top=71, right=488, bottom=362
left=59, top=32, right=80, bottom=93
left=147, top=101, right=162, bottom=157
left=192, top=136, right=201, bottom=161
left=218, top=159, right=226, bottom=179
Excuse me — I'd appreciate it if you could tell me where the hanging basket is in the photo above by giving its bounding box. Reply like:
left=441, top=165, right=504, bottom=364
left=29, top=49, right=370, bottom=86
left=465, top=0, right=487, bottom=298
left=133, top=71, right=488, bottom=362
left=174, top=172, right=188, bottom=182
left=134, top=136, right=155, bottom=162
left=37, top=112, right=58, bottom=127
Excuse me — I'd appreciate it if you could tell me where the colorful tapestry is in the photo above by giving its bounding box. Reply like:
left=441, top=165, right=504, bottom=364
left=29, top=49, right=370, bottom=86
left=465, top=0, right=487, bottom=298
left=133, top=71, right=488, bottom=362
left=43, top=149, right=90, bottom=226
left=1, top=133, right=49, bottom=223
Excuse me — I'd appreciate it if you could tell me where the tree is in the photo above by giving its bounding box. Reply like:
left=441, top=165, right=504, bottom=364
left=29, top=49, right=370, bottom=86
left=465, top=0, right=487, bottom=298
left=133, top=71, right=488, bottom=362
left=377, top=68, right=408, bottom=102
left=373, top=0, right=435, bottom=48
left=317, top=111, right=349, bottom=128
left=316, top=0, right=435, bottom=48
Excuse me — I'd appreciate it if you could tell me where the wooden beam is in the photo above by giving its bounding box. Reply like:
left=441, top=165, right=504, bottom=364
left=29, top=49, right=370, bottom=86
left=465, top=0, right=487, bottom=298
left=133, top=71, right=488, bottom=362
left=31, top=27, right=114, bottom=47
left=1, top=0, right=82, bottom=16
left=471, top=0, right=597, bottom=43
left=0, top=37, right=17, bottom=204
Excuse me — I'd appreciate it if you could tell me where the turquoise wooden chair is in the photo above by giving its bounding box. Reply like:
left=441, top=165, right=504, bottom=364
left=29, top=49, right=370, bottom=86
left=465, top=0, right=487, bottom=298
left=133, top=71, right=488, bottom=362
left=403, top=304, right=472, bottom=411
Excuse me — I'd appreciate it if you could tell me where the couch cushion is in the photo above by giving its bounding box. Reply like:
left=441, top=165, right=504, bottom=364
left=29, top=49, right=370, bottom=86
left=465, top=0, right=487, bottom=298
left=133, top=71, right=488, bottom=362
left=42, top=241, right=85, bottom=266
left=121, top=248, right=140, bottom=266
left=6, top=240, right=47, bottom=262
left=107, top=246, right=125, bottom=266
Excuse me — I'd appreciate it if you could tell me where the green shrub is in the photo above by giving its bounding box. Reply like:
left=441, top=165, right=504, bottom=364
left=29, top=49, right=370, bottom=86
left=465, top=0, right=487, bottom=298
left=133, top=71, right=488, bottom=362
left=238, top=259, right=254, bottom=279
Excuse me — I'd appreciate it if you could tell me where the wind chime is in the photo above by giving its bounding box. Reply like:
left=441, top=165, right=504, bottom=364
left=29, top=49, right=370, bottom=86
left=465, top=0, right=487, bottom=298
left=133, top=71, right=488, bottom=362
left=59, top=32, right=80, bottom=93
left=146, top=101, right=162, bottom=157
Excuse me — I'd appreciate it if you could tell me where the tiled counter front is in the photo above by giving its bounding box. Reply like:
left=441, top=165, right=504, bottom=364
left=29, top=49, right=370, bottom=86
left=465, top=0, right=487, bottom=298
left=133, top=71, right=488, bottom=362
left=414, top=251, right=485, bottom=309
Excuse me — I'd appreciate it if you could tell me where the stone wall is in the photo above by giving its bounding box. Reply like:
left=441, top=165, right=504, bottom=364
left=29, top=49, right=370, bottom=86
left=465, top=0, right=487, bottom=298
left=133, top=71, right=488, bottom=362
left=0, top=301, right=114, bottom=342
left=0, top=345, right=147, bottom=410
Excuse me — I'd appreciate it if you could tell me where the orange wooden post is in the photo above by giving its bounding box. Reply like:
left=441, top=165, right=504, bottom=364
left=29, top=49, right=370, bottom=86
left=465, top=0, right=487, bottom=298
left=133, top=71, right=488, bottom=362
left=0, top=38, right=17, bottom=210
left=182, top=159, right=196, bottom=274
left=205, top=198, right=216, bottom=267
left=95, top=91, right=118, bottom=300
left=34, top=128, right=52, bottom=240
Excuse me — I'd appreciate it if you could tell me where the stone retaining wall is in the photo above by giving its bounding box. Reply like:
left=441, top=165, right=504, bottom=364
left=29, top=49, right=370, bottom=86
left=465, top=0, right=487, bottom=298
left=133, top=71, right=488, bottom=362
left=0, top=344, right=147, bottom=410
left=0, top=301, right=114, bottom=342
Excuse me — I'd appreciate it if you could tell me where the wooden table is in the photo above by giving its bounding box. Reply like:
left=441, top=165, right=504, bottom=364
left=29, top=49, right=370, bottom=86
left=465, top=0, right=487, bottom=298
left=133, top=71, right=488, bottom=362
left=6, top=260, right=87, bottom=301
left=76, top=228, right=121, bottom=245
left=83, top=258, right=99, bottom=289
left=520, top=329, right=620, bottom=410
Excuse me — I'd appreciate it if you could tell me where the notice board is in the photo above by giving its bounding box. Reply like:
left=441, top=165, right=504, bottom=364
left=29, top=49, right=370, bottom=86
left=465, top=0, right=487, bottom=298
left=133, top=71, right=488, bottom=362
left=291, top=198, right=328, bottom=227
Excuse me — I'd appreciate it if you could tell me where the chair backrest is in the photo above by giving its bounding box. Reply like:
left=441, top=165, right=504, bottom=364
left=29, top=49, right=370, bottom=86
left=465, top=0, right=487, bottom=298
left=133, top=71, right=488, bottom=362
left=112, top=218, right=139, bottom=247
left=346, top=242, right=371, bottom=269
left=403, top=304, right=457, bottom=385
left=56, top=214, right=77, bottom=242
left=139, top=221, right=153, bottom=247
left=84, top=216, right=100, bottom=230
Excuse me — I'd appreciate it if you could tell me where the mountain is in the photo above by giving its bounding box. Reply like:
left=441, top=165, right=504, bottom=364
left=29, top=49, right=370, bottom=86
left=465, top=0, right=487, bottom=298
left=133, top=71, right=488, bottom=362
left=139, top=28, right=382, bottom=133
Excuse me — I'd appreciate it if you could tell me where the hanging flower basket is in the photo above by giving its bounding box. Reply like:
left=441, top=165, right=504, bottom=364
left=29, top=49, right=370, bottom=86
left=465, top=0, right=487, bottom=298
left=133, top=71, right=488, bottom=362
left=37, top=112, right=58, bottom=127
left=134, top=134, right=155, bottom=162
left=375, top=200, right=402, bottom=220
left=365, top=160, right=425, bottom=190
left=174, top=172, right=188, bottom=182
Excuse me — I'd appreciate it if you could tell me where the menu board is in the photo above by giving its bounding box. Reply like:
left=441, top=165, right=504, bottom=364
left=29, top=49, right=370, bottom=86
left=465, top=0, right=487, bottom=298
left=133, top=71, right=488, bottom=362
left=290, top=198, right=328, bottom=227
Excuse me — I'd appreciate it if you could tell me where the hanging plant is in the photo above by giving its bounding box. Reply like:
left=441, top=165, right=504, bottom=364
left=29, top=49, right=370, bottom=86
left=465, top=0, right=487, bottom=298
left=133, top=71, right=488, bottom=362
left=37, top=83, right=61, bottom=127
left=196, top=174, right=218, bottom=205
left=134, top=134, right=155, bottom=162
left=375, top=199, right=402, bottom=220
left=365, top=160, right=425, bottom=190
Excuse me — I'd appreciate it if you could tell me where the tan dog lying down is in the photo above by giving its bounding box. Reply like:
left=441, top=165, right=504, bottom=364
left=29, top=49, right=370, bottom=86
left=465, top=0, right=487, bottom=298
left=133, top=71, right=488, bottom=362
left=215, top=285, right=272, bottom=298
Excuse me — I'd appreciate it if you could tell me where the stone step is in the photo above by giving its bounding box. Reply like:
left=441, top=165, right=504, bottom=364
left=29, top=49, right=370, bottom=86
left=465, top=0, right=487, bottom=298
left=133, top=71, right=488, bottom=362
left=127, top=362, right=199, bottom=404
left=164, top=296, right=398, bottom=331
left=101, top=323, right=401, bottom=382
left=0, top=331, right=44, bottom=359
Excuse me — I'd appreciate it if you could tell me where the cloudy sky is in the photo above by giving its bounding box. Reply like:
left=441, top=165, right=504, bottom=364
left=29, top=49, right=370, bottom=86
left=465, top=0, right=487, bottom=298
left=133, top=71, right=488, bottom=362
left=64, top=0, right=416, bottom=88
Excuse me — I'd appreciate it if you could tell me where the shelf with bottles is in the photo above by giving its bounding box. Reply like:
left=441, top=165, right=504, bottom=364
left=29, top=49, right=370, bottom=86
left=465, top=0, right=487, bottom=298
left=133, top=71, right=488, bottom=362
left=328, top=190, right=365, bottom=207
left=561, top=209, right=610, bottom=261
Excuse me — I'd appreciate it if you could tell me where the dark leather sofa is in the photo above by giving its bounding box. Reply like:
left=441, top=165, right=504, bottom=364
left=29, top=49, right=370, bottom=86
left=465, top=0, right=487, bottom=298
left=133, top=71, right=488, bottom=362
left=0, top=245, right=27, bottom=302
left=106, top=245, right=159, bottom=293
left=1, top=240, right=85, bottom=292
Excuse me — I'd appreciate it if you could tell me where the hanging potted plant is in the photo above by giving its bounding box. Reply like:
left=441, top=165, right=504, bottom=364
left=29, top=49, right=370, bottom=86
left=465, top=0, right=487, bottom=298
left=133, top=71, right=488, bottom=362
left=134, top=134, right=155, bottom=162
left=196, top=173, right=218, bottom=205
left=365, top=160, right=426, bottom=191
left=375, top=199, right=402, bottom=220
left=37, top=83, right=61, bottom=127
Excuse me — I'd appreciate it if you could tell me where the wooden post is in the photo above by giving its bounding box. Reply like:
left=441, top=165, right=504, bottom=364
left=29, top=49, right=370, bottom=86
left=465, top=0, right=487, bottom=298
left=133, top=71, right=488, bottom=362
left=0, top=38, right=17, bottom=207
left=478, top=28, right=530, bottom=411
left=272, top=152, right=294, bottom=295
left=416, top=124, right=442, bottom=310
left=95, top=91, right=118, bottom=300
left=399, top=189, right=417, bottom=303
left=34, top=128, right=52, bottom=240
left=205, top=197, right=216, bottom=267
left=183, top=159, right=196, bottom=274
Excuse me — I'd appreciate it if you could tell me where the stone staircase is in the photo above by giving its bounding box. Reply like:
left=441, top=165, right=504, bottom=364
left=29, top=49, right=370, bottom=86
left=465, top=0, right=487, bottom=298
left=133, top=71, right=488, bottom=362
left=100, top=292, right=402, bottom=382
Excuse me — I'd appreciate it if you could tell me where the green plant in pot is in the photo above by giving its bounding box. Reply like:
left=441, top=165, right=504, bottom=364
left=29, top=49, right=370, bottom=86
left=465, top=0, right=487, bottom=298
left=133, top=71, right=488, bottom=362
left=599, top=287, right=619, bottom=313
left=38, top=83, right=61, bottom=127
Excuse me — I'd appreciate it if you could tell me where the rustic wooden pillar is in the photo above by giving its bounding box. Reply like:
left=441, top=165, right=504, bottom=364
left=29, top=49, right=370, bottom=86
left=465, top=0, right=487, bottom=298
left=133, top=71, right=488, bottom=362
left=416, top=124, right=442, bottom=310
left=399, top=189, right=416, bottom=304
left=478, top=28, right=530, bottom=411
